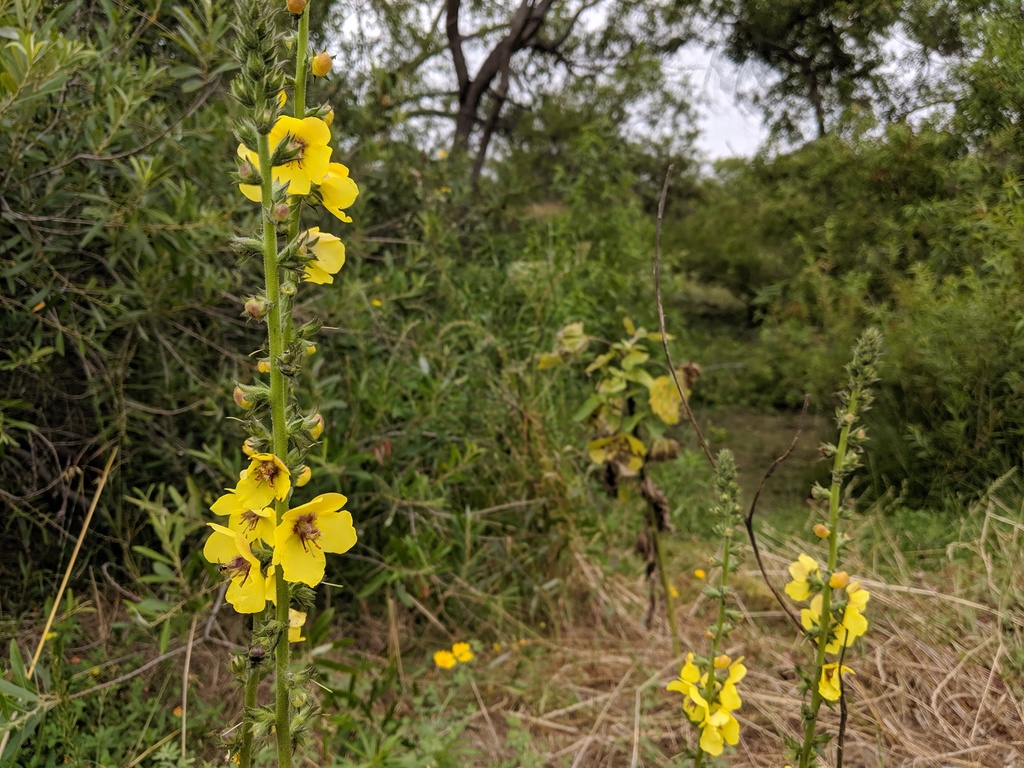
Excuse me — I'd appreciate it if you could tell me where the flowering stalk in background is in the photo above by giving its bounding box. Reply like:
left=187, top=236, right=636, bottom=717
left=205, top=0, right=359, bottom=764
left=666, top=450, right=747, bottom=763
left=786, top=328, right=882, bottom=768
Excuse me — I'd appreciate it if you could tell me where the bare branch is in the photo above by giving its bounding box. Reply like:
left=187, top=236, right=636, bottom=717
left=743, top=395, right=810, bottom=633
left=653, top=165, right=716, bottom=469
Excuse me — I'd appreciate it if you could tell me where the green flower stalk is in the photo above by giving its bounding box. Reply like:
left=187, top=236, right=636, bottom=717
left=205, top=0, right=360, bottom=764
left=786, top=328, right=882, bottom=768
left=666, top=450, right=747, bottom=764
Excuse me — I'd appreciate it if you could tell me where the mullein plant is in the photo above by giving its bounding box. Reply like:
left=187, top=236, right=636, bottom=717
left=204, top=1, right=359, bottom=765
left=539, top=319, right=702, bottom=655
left=666, top=450, right=747, bottom=763
left=784, top=328, right=882, bottom=768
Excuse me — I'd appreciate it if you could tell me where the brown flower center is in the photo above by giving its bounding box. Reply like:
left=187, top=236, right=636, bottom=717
left=293, top=513, right=322, bottom=553
left=256, top=460, right=279, bottom=486
left=221, top=556, right=252, bottom=586
left=240, top=509, right=262, bottom=532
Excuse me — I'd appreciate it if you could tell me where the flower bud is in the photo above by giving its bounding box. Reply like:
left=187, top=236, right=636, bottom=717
left=272, top=203, right=290, bottom=223
left=257, top=359, right=271, bottom=374
left=286, top=0, right=306, bottom=14
left=323, top=106, right=334, bottom=126
left=713, top=654, right=731, bottom=669
left=233, top=386, right=253, bottom=409
left=229, top=655, right=247, bottom=675
left=304, top=342, right=316, bottom=357
left=295, top=465, right=311, bottom=487
left=242, top=437, right=260, bottom=457
left=311, top=51, right=332, bottom=78
left=238, top=161, right=259, bottom=184
left=244, top=296, right=268, bottom=320
left=843, top=412, right=855, bottom=424
left=704, top=630, right=714, bottom=640
left=248, top=645, right=266, bottom=665
left=309, top=413, right=325, bottom=440
left=281, top=280, right=297, bottom=297
left=855, top=428, right=867, bottom=440
left=813, top=524, right=830, bottom=539
left=829, top=571, right=850, bottom=589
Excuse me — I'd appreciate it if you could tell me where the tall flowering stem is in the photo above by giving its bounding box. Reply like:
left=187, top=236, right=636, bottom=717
left=208, top=0, right=360, bottom=764
left=667, top=450, right=746, bottom=764
left=790, top=329, right=882, bottom=768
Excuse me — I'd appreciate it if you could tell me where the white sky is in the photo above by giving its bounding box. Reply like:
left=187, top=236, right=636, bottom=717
left=680, top=42, right=770, bottom=160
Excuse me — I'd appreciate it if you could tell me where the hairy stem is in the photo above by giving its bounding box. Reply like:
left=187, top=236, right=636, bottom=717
left=798, top=392, right=858, bottom=768
left=239, top=663, right=260, bottom=768
left=257, top=131, right=293, bottom=768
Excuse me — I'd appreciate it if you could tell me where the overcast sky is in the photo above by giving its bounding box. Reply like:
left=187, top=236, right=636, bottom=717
left=681, top=42, right=770, bottom=160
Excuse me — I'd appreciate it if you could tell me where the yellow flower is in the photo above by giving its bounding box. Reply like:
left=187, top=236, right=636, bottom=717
left=295, top=465, right=312, bottom=487
left=237, top=116, right=333, bottom=201
left=434, top=650, right=457, bottom=670
left=210, top=491, right=275, bottom=545
left=694, top=568, right=706, bottom=580
left=273, top=493, right=357, bottom=586
left=818, top=662, right=853, bottom=701
left=309, top=413, right=325, bottom=440
left=203, top=523, right=266, bottom=614
left=288, top=609, right=307, bottom=643
left=319, top=162, right=359, bottom=222
left=800, top=583, right=870, bottom=653
left=669, top=585, right=679, bottom=599
left=301, top=227, right=346, bottom=285
left=666, top=652, right=701, bottom=698
left=311, top=51, right=332, bottom=77
left=680, top=683, right=740, bottom=757
left=587, top=433, right=646, bottom=475
left=785, top=553, right=821, bottom=602
left=452, top=642, right=474, bottom=662
left=648, top=375, right=684, bottom=425
left=236, top=453, right=291, bottom=509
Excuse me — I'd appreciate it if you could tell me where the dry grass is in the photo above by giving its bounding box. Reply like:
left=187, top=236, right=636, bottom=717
left=431, top=496, right=1024, bottom=768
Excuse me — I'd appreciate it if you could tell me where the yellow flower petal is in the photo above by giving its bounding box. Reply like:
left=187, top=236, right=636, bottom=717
left=320, top=162, right=359, bottom=222
left=302, top=227, right=346, bottom=285
left=235, top=453, right=290, bottom=509
left=452, top=642, right=473, bottom=662
left=434, top=650, right=457, bottom=670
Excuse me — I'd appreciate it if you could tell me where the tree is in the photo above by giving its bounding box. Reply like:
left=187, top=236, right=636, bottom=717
left=313, top=0, right=696, bottom=182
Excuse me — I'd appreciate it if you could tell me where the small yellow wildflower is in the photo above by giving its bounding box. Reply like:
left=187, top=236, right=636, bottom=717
left=301, top=227, right=346, bottom=285
left=434, top=650, right=457, bottom=670
left=210, top=491, right=275, bottom=545
left=452, top=642, right=474, bottom=662
left=669, top=585, right=680, bottom=599
left=295, top=466, right=312, bottom=487
left=371, top=298, right=383, bottom=308
left=694, top=568, right=706, bottom=580
left=800, top=583, right=870, bottom=653
left=203, top=523, right=266, bottom=614
left=813, top=523, right=830, bottom=539
left=714, top=654, right=731, bottom=669
left=235, top=453, right=291, bottom=509
left=818, top=662, right=853, bottom=701
left=319, top=162, right=359, bottom=222
left=257, top=359, right=271, bottom=374
left=237, top=116, right=333, bottom=201
left=273, top=493, right=357, bottom=586
left=784, top=553, right=821, bottom=602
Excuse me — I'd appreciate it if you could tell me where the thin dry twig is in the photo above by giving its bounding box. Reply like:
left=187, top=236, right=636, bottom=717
left=653, top=164, right=715, bottom=469
left=181, top=614, right=199, bottom=758
left=743, top=396, right=809, bottom=633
